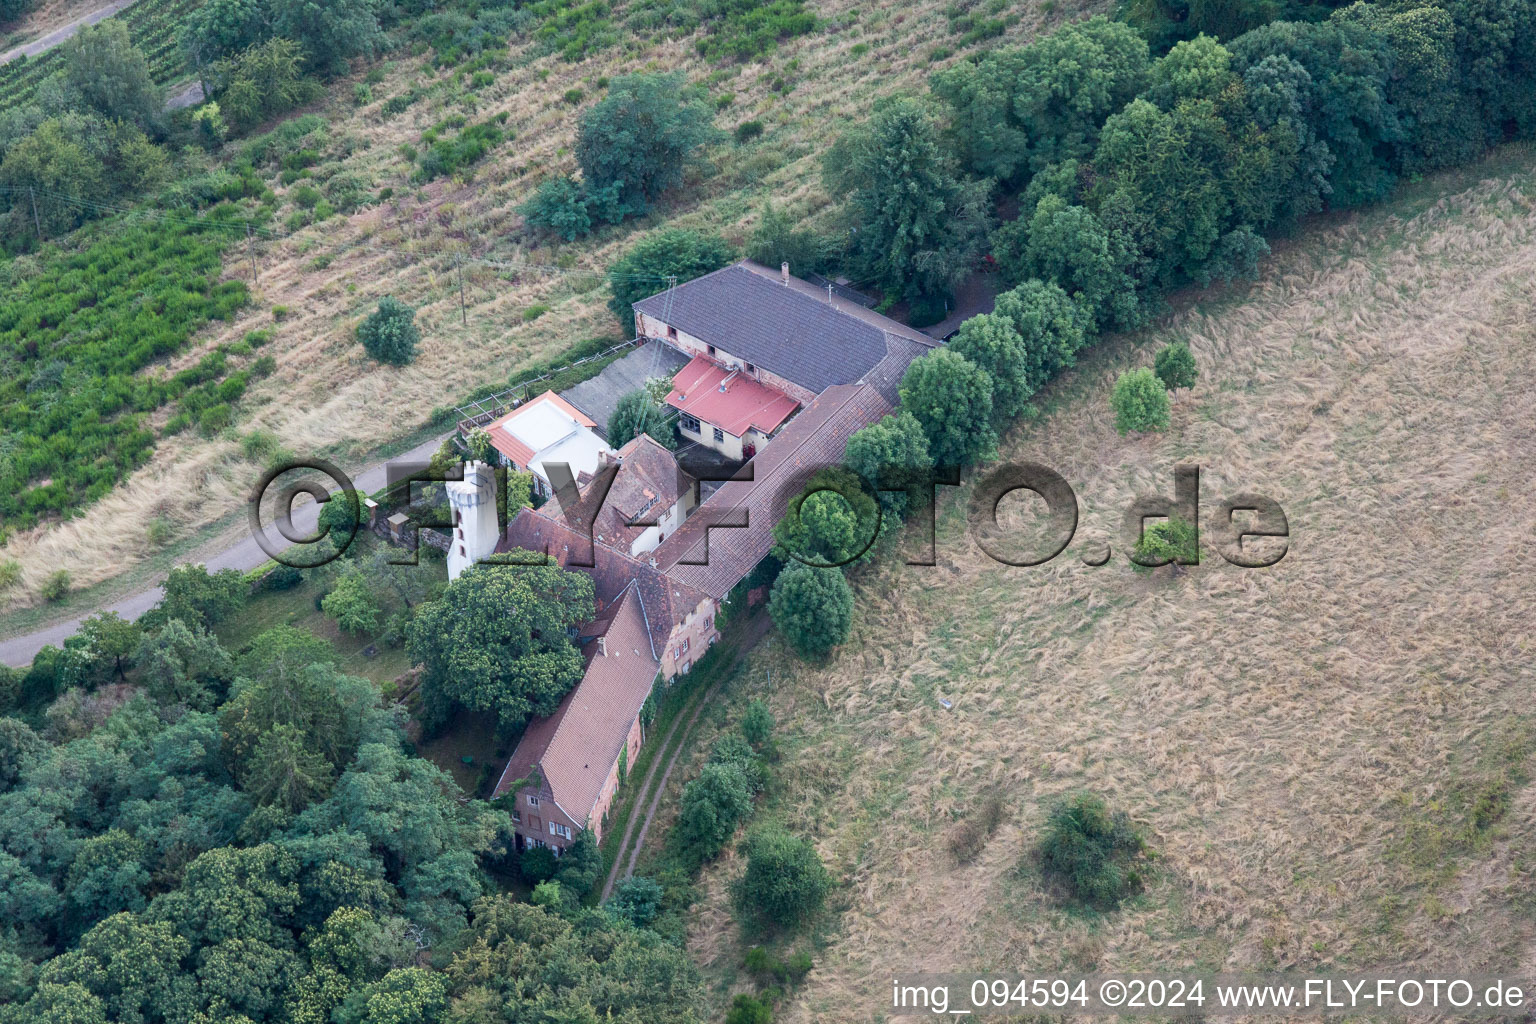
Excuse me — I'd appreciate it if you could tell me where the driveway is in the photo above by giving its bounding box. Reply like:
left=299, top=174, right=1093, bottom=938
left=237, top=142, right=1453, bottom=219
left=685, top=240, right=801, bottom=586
left=0, top=0, right=138, bottom=65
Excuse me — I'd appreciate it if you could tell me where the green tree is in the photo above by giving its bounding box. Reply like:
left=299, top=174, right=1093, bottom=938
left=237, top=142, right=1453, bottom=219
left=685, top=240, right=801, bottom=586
left=333, top=967, right=446, bottom=1024
left=747, top=202, right=832, bottom=275
left=772, top=466, right=882, bottom=568
left=897, top=349, right=997, bottom=468
left=0, top=118, right=107, bottom=236
left=1154, top=340, right=1198, bottom=390
left=1228, top=19, right=1401, bottom=208
left=576, top=72, right=718, bottom=217
left=74, top=612, right=140, bottom=682
left=990, top=279, right=1095, bottom=398
left=269, top=0, right=382, bottom=76
left=519, top=175, right=593, bottom=241
left=63, top=830, right=150, bottom=929
left=64, top=21, right=162, bottom=134
left=180, top=0, right=271, bottom=69
left=725, top=994, right=775, bottom=1024
left=768, top=562, right=853, bottom=659
left=215, top=37, right=317, bottom=133
left=440, top=897, right=701, bottom=1019
left=605, top=875, right=664, bottom=927
left=237, top=625, right=338, bottom=683
left=323, top=569, right=383, bottom=635
left=947, top=312, right=1032, bottom=423
left=406, top=562, right=595, bottom=732
left=553, top=829, right=603, bottom=898
left=36, top=914, right=195, bottom=1024
left=932, top=16, right=1150, bottom=183
left=675, top=762, right=754, bottom=864
left=822, top=97, right=991, bottom=301
left=357, top=296, right=420, bottom=366
left=734, top=827, right=830, bottom=929
left=607, top=389, right=677, bottom=449
left=1109, top=368, right=1171, bottom=435
left=246, top=722, right=336, bottom=811
left=133, top=618, right=236, bottom=709
left=1021, top=195, right=1144, bottom=331
left=152, top=564, right=247, bottom=629
left=842, top=410, right=933, bottom=520
left=607, top=228, right=735, bottom=335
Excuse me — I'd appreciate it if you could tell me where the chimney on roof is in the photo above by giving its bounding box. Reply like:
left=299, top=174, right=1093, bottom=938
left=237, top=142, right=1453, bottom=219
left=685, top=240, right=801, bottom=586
left=781, top=261, right=789, bottom=285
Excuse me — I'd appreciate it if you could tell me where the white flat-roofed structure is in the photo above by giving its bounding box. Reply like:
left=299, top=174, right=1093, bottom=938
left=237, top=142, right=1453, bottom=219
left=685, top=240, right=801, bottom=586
left=484, top=390, right=616, bottom=497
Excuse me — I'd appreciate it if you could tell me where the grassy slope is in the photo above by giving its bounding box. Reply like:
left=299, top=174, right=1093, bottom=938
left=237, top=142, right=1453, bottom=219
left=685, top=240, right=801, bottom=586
left=0, top=0, right=1106, bottom=617
left=663, top=145, right=1536, bottom=1020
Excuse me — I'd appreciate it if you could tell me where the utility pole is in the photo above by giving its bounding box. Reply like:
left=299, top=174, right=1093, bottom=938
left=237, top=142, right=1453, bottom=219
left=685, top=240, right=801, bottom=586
left=246, top=222, right=257, bottom=284
left=456, top=255, right=467, bottom=326
left=28, top=187, right=41, bottom=238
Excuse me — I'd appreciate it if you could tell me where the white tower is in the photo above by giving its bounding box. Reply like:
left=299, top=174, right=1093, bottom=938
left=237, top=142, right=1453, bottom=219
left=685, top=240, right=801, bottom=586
left=445, top=460, right=500, bottom=581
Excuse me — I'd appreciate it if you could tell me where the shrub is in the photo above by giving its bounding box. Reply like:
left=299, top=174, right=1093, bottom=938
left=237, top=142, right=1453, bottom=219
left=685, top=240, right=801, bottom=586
left=1153, top=340, right=1198, bottom=391
left=725, top=994, right=774, bottom=1024
left=357, top=296, right=420, bottom=366
left=41, top=570, right=71, bottom=602
left=1037, top=793, right=1147, bottom=909
left=1110, top=368, right=1170, bottom=434
left=520, top=845, right=558, bottom=883
left=769, top=562, right=853, bottom=659
left=1132, top=516, right=1198, bottom=570
left=734, top=827, right=831, bottom=929
left=741, top=698, right=773, bottom=749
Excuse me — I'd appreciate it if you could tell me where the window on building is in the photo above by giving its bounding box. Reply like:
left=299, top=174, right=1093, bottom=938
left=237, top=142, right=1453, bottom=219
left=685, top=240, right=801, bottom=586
left=713, top=426, right=725, bottom=443
left=679, top=413, right=701, bottom=434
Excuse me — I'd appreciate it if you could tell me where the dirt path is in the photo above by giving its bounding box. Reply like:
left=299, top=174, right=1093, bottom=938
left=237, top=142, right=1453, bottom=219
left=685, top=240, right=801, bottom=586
left=599, top=684, right=711, bottom=902
left=0, top=0, right=136, bottom=65
left=599, top=610, right=773, bottom=900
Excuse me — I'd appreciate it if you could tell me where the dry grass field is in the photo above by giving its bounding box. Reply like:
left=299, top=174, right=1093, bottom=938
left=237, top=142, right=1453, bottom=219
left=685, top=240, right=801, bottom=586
left=0, top=0, right=1105, bottom=615
left=669, top=147, right=1536, bottom=1020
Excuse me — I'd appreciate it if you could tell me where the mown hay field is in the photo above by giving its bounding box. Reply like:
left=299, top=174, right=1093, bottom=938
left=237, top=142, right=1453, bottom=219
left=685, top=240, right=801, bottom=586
left=0, top=0, right=1105, bottom=616
left=673, top=146, right=1536, bottom=1021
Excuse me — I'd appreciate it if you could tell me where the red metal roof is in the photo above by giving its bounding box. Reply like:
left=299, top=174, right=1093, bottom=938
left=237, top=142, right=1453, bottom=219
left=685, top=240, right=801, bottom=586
left=664, top=355, right=800, bottom=438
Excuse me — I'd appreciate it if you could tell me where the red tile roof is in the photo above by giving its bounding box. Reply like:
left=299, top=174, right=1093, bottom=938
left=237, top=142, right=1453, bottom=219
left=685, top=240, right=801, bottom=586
left=664, top=355, right=800, bottom=438
left=491, top=582, right=660, bottom=822
left=496, top=505, right=709, bottom=659
left=484, top=390, right=598, bottom=469
left=649, top=334, right=930, bottom=600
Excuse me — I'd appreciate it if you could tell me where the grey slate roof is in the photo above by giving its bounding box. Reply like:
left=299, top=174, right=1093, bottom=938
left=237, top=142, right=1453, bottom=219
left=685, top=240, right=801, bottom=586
left=631, top=261, right=936, bottom=394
